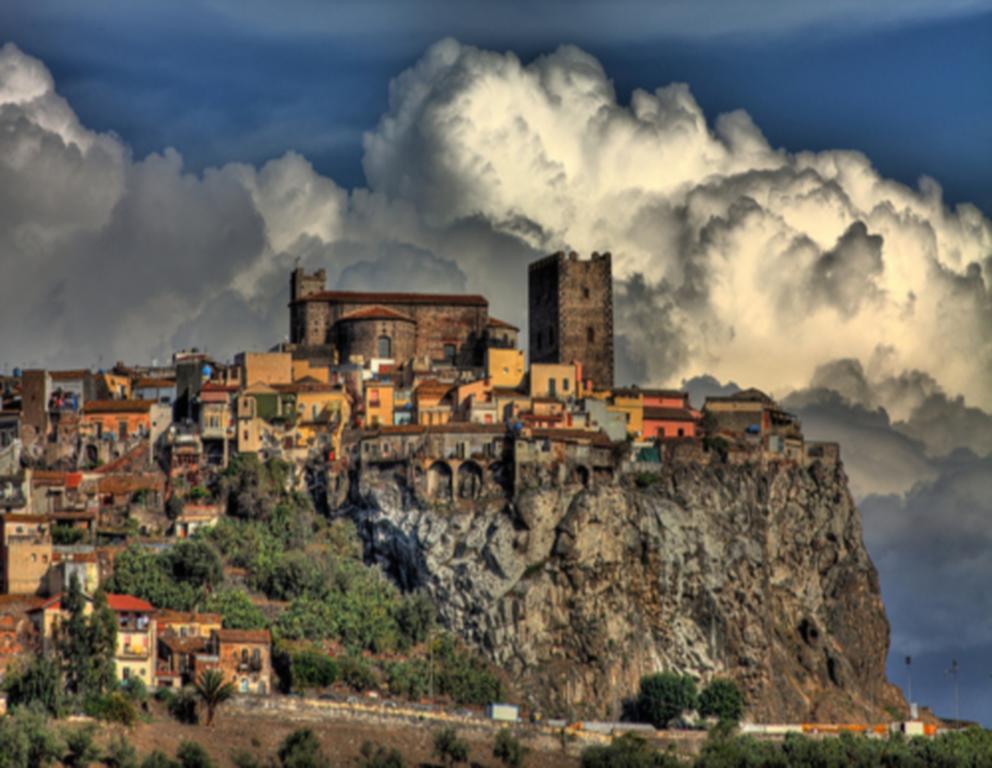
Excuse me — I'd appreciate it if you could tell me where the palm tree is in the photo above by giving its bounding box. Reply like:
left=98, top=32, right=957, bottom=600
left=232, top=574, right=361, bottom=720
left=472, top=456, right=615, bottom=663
left=194, top=668, right=236, bottom=726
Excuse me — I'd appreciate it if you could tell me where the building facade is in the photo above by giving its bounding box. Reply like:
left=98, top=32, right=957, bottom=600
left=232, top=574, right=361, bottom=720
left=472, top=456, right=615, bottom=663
left=528, top=251, right=614, bottom=390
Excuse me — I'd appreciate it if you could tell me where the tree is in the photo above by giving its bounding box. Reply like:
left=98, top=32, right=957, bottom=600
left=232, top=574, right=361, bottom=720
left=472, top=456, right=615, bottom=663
left=358, top=741, right=405, bottom=768
left=58, top=573, right=90, bottom=695
left=12, top=706, right=63, bottom=768
left=140, top=752, right=180, bottom=768
left=698, top=679, right=745, bottom=724
left=176, top=741, right=215, bottom=768
left=168, top=687, right=199, bottom=724
left=395, top=592, right=434, bottom=648
left=433, top=728, right=469, bottom=767
left=87, top=588, right=119, bottom=695
left=493, top=729, right=527, bottom=768
left=290, top=650, right=338, bottom=691
left=4, top=655, right=65, bottom=716
left=165, top=495, right=184, bottom=521
left=203, top=588, right=268, bottom=630
left=103, top=733, right=139, bottom=768
left=62, top=725, right=101, bottom=768
left=165, top=540, right=223, bottom=590
left=277, top=728, right=329, bottom=768
left=194, top=669, right=235, bottom=726
left=636, top=673, right=698, bottom=729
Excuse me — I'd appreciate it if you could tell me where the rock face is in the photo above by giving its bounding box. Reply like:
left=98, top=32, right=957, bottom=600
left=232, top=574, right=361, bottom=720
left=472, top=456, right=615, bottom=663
left=343, top=459, right=904, bottom=722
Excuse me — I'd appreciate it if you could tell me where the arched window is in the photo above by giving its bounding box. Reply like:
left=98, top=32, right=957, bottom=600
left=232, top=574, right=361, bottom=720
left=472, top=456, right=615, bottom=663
left=582, top=285, right=590, bottom=299
left=587, top=327, right=595, bottom=343
left=377, top=335, right=391, bottom=358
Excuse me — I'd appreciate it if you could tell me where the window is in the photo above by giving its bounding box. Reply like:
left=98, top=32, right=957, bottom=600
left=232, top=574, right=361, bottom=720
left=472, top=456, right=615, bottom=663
left=377, top=335, right=392, bottom=358
left=582, top=286, right=590, bottom=299
left=118, top=421, right=128, bottom=440
left=548, top=379, right=556, bottom=397
left=443, top=344, right=456, bottom=363
left=563, top=378, right=570, bottom=392
left=587, top=327, right=595, bottom=343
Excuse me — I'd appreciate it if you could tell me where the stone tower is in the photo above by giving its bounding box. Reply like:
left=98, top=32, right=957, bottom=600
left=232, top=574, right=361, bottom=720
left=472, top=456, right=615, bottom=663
left=528, top=251, right=614, bottom=390
left=290, top=267, right=326, bottom=302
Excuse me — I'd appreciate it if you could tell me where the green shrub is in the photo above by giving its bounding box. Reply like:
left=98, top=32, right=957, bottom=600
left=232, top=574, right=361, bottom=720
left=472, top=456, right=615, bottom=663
left=229, top=750, right=264, bottom=768
left=433, top=728, right=469, bottom=767
left=204, top=589, right=268, bottom=631
left=103, top=733, right=139, bottom=768
left=337, top=654, right=379, bottom=691
left=386, top=659, right=430, bottom=700
left=176, top=741, right=215, bottom=768
left=6, top=706, right=63, bottom=768
left=277, top=728, right=329, bottom=768
left=3, top=655, right=65, bottom=716
left=62, top=725, right=100, bottom=768
left=493, top=729, right=527, bottom=768
left=84, top=691, right=138, bottom=726
left=581, top=733, right=681, bottom=768
left=121, top=676, right=149, bottom=703
left=698, top=679, right=744, bottom=724
left=432, top=635, right=502, bottom=705
left=290, top=650, right=338, bottom=690
left=168, top=686, right=199, bottom=725
left=636, top=673, right=698, bottom=729
left=141, top=751, right=181, bottom=768
left=358, top=741, right=405, bottom=768
left=634, top=472, right=660, bottom=488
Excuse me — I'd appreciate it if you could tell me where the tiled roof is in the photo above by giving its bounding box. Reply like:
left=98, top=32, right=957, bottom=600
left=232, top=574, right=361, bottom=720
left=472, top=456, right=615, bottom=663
left=296, top=290, right=487, bottom=307
left=528, top=428, right=613, bottom=446
left=83, top=400, right=155, bottom=414
left=218, top=628, right=271, bottom=644
left=337, top=305, right=416, bottom=323
left=157, top=610, right=222, bottom=626
left=50, top=369, right=90, bottom=381
left=643, top=407, right=698, bottom=422
left=704, top=388, right=773, bottom=405
left=33, top=593, right=155, bottom=613
left=135, top=378, right=175, bottom=389
left=613, top=386, right=687, bottom=399
left=486, top=317, right=519, bottom=331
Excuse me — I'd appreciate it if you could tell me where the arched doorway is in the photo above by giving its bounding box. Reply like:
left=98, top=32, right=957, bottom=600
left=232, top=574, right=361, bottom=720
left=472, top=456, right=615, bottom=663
left=427, top=461, right=453, bottom=500
left=457, top=461, right=483, bottom=499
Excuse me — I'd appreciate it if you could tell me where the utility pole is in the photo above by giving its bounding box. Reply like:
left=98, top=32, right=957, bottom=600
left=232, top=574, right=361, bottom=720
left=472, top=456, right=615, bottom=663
left=947, top=659, right=960, bottom=721
left=429, top=629, right=435, bottom=706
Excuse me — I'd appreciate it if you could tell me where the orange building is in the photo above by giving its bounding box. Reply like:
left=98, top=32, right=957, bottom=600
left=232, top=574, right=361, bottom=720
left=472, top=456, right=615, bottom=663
left=414, top=381, right=455, bottom=426
left=640, top=390, right=699, bottom=439
left=80, top=400, right=153, bottom=441
left=218, top=628, right=271, bottom=695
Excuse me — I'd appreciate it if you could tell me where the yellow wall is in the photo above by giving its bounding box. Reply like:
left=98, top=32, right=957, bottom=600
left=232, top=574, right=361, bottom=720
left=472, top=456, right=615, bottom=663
left=486, top=348, right=526, bottom=389
left=364, top=384, right=394, bottom=427
left=529, top=363, right=581, bottom=399
left=241, top=352, right=292, bottom=386
left=292, top=358, right=331, bottom=384
left=609, top=394, right=644, bottom=437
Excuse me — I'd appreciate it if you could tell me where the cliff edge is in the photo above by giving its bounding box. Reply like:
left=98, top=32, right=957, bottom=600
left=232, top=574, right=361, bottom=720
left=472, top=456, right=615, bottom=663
left=343, top=458, right=904, bottom=722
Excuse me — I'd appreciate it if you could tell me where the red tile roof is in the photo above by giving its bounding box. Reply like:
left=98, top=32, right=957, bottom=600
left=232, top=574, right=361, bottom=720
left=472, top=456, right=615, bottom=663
left=337, top=305, right=416, bottom=323
left=135, top=378, right=175, bottom=389
left=296, top=290, right=487, bottom=307
left=486, top=317, right=519, bottom=331
left=33, top=593, right=155, bottom=613
left=50, top=369, right=90, bottom=381
left=643, top=407, right=698, bottom=422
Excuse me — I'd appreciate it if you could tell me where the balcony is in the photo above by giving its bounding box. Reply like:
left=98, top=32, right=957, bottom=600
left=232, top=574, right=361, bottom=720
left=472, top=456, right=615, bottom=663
left=118, top=644, right=149, bottom=659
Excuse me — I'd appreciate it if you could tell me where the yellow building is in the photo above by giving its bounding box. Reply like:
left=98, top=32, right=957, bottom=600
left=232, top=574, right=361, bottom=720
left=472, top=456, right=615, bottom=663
left=291, top=357, right=332, bottom=384
left=485, top=348, right=526, bottom=389
left=0, top=514, right=52, bottom=595
left=29, top=593, right=157, bottom=685
left=364, top=381, right=394, bottom=427
left=610, top=387, right=645, bottom=437
left=238, top=352, right=292, bottom=387
left=414, top=381, right=454, bottom=425
left=529, top=362, right=582, bottom=400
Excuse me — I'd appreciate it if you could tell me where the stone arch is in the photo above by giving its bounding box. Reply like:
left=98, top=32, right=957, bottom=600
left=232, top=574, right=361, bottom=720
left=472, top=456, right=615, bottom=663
left=427, top=460, right=452, bottom=501
left=456, top=460, right=484, bottom=500
left=488, top=461, right=510, bottom=493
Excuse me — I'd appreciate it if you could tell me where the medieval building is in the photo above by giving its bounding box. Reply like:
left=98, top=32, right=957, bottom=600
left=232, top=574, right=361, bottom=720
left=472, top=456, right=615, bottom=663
left=289, top=269, right=518, bottom=367
left=528, top=251, right=615, bottom=390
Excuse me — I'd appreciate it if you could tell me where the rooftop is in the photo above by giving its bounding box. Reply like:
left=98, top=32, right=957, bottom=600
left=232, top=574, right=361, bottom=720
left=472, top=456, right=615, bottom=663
left=337, top=305, right=416, bottom=323
left=83, top=400, right=155, bottom=414
left=218, top=628, right=271, bottom=644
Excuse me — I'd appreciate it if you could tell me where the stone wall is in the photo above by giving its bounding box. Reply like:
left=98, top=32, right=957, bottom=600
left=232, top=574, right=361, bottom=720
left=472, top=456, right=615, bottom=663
left=336, top=317, right=417, bottom=364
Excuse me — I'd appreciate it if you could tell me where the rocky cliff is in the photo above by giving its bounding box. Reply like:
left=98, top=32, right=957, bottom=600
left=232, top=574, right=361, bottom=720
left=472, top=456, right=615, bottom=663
left=342, top=459, right=905, bottom=723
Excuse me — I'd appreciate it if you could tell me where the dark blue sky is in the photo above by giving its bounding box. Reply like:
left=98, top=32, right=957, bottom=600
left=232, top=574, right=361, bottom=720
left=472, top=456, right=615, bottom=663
left=2, top=1, right=990, bottom=213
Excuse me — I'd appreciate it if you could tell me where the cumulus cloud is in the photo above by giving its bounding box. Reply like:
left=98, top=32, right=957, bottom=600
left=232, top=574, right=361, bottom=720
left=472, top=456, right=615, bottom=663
left=1, top=38, right=990, bottom=425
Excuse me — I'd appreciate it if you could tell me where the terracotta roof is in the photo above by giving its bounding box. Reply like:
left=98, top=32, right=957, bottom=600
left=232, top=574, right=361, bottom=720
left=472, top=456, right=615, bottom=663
left=414, top=380, right=453, bottom=396
left=200, top=382, right=239, bottom=394
left=160, top=634, right=210, bottom=653
left=486, top=317, right=519, bottom=331
left=83, top=400, right=154, bottom=414
left=97, top=474, right=164, bottom=494
left=33, top=593, right=155, bottom=613
left=643, top=407, right=698, bottom=422
left=0, top=514, right=49, bottom=524
left=295, top=290, right=487, bottom=307
left=31, top=470, right=67, bottom=487
left=0, top=615, right=17, bottom=630
left=218, top=628, right=271, bottom=644
left=337, top=305, right=416, bottom=323
left=94, top=445, right=149, bottom=474
left=528, top=428, right=613, bottom=446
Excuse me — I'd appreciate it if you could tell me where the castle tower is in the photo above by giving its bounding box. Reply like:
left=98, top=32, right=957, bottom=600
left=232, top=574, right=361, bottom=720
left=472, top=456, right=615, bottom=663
left=289, top=268, right=327, bottom=344
left=528, top=251, right=614, bottom=390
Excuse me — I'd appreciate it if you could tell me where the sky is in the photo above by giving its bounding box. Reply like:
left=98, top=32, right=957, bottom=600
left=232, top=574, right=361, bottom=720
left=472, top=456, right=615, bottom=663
left=1, top=0, right=991, bottom=724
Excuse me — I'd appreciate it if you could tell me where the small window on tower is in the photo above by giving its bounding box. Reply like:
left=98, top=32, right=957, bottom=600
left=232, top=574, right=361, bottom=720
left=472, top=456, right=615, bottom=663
left=582, top=286, right=590, bottom=299
left=587, top=327, right=595, bottom=343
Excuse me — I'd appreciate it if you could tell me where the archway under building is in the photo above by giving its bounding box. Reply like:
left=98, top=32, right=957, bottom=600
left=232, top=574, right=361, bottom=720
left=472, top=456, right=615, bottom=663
left=457, top=460, right=483, bottom=500
left=427, top=461, right=453, bottom=501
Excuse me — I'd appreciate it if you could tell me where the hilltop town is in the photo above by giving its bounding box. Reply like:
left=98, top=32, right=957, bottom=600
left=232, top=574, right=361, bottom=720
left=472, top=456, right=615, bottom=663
left=0, top=251, right=867, bottom=757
